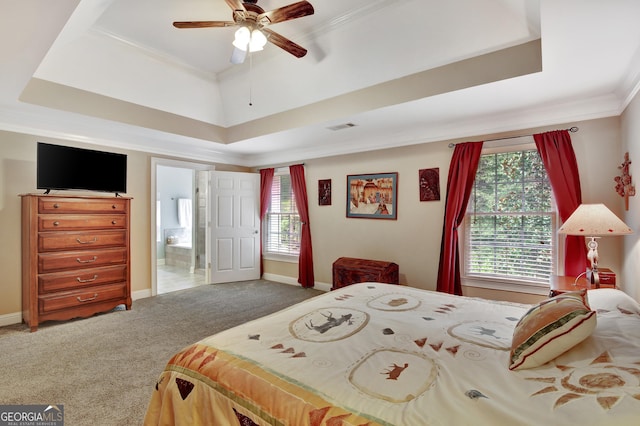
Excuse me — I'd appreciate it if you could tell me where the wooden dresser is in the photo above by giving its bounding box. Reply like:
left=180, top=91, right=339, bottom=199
left=21, top=194, right=132, bottom=331
left=332, top=257, right=399, bottom=290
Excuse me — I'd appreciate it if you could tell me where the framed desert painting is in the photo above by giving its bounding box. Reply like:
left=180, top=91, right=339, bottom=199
left=346, top=172, right=398, bottom=219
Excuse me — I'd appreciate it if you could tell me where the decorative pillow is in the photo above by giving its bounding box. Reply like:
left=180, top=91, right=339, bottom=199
left=509, top=292, right=596, bottom=370
left=556, top=288, right=590, bottom=307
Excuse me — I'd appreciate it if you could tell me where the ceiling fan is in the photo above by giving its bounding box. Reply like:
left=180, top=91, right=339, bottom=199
left=173, top=0, right=315, bottom=63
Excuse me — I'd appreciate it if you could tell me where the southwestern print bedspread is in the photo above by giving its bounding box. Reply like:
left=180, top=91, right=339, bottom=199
left=144, top=283, right=640, bottom=425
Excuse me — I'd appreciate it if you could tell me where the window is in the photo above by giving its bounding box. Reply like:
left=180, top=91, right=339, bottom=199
left=463, top=147, right=556, bottom=291
left=264, top=172, right=301, bottom=258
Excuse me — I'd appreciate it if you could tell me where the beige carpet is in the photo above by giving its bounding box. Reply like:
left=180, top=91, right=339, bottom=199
left=0, top=280, right=323, bottom=425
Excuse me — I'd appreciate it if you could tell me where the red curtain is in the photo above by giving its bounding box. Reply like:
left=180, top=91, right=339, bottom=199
left=534, top=130, right=587, bottom=276
left=290, top=164, right=315, bottom=288
left=259, top=168, right=274, bottom=277
left=436, top=142, right=484, bottom=295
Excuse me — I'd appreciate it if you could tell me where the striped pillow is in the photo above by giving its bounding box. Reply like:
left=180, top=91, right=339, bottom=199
left=509, top=292, right=596, bottom=370
left=557, top=289, right=591, bottom=307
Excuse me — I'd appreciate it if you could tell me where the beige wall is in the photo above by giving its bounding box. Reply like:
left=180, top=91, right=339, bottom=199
left=0, top=113, right=632, bottom=321
left=1, top=132, right=35, bottom=318
left=295, top=141, right=451, bottom=289
left=265, top=117, right=626, bottom=303
left=621, top=88, right=640, bottom=302
left=0, top=132, right=153, bottom=320
left=0, top=131, right=247, bottom=322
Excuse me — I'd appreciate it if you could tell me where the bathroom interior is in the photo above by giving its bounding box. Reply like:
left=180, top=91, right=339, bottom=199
left=156, top=165, right=208, bottom=293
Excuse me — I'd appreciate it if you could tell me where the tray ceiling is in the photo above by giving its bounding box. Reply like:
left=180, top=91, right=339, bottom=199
left=2, top=0, right=640, bottom=166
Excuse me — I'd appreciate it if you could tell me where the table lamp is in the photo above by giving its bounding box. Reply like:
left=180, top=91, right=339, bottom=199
left=558, top=203, right=632, bottom=286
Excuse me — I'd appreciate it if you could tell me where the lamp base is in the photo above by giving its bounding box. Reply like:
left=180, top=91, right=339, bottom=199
left=586, top=268, right=600, bottom=288
left=587, top=267, right=616, bottom=286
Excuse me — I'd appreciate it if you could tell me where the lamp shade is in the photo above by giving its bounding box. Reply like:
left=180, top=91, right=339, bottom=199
left=558, top=203, right=632, bottom=236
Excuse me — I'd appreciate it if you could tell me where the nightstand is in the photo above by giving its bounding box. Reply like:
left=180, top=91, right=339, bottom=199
left=549, top=275, right=616, bottom=297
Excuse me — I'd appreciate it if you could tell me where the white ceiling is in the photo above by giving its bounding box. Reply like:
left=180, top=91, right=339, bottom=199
left=1, top=0, right=640, bottom=167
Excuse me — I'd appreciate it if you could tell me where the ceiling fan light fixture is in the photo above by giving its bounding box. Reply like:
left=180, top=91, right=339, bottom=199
left=174, top=0, right=314, bottom=59
left=250, top=29, right=267, bottom=51
left=232, top=26, right=251, bottom=50
left=233, top=26, right=267, bottom=52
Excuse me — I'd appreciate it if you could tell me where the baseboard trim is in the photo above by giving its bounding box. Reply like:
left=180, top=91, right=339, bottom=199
left=133, top=288, right=152, bottom=300
left=262, top=273, right=331, bottom=292
left=0, top=311, right=22, bottom=327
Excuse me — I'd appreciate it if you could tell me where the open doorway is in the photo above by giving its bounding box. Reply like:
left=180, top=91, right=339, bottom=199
left=151, top=158, right=213, bottom=295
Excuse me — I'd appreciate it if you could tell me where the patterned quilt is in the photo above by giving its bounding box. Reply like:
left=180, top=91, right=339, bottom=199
left=144, top=283, right=640, bottom=425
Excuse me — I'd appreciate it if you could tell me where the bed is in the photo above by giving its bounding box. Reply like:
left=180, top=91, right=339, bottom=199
left=144, top=283, right=640, bottom=425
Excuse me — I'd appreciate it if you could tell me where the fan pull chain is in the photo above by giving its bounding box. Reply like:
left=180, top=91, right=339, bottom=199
left=248, top=49, right=254, bottom=106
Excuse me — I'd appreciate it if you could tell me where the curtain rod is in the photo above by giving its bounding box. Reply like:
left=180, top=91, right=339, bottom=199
left=447, top=126, right=579, bottom=148
left=259, top=162, right=305, bottom=171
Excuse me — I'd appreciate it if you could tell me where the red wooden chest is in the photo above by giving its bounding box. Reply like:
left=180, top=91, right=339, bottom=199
left=332, top=257, right=399, bottom=290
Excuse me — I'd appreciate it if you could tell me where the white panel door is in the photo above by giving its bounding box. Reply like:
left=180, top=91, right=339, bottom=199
left=209, top=171, right=260, bottom=283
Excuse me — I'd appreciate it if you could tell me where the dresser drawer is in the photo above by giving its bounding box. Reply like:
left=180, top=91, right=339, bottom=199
left=38, top=248, right=127, bottom=273
left=38, top=230, right=127, bottom=252
left=39, top=197, right=128, bottom=214
left=38, top=282, right=127, bottom=314
left=39, top=214, right=126, bottom=231
left=39, top=265, right=127, bottom=293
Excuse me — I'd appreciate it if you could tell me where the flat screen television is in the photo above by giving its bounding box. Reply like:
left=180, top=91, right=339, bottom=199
left=37, top=142, right=127, bottom=194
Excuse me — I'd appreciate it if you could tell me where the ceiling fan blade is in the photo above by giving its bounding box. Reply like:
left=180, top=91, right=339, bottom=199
left=225, top=0, right=246, bottom=13
left=258, top=1, right=314, bottom=25
left=262, top=28, right=307, bottom=58
left=173, top=21, right=236, bottom=28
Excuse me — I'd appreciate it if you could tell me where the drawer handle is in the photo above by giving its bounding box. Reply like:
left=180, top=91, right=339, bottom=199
left=112, top=205, right=117, bottom=209
left=76, top=256, right=97, bottom=264
left=53, top=203, right=59, bottom=209
left=76, top=237, right=98, bottom=244
left=77, top=293, right=98, bottom=302
left=76, top=275, right=98, bottom=283
left=53, top=221, right=60, bottom=226
left=112, top=220, right=117, bottom=225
